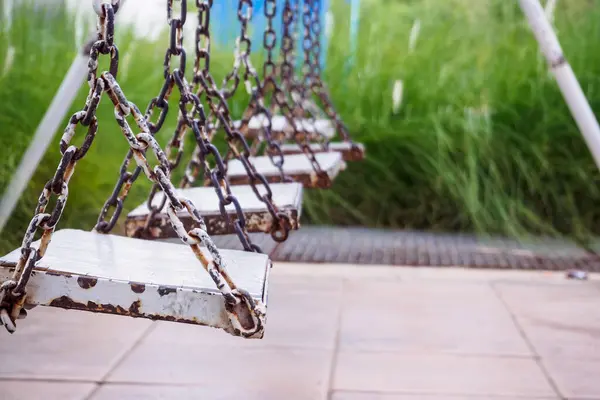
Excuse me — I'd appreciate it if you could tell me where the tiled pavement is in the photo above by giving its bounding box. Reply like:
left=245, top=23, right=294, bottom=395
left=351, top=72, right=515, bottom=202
left=1, top=263, right=600, bottom=400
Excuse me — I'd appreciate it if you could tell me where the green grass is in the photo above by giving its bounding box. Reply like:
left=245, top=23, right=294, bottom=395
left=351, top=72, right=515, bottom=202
left=2, top=0, right=600, bottom=253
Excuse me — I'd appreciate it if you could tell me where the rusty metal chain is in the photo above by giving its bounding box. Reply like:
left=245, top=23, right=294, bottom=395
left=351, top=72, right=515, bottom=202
left=254, top=0, right=328, bottom=180
left=189, top=0, right=293, bottom=243
left=95, top=0, right=267, bottom=251
left=0, top=0, right=121, bottom=333
left=181, top=0, right=267, bottom=249
left=108, top=2, right=268, bottom=337
left=135, top=0, right=211, bottom=240
left=2, top=0, right=266, bottom=338
left=279, top=0, right=301, bottom=99
left=219, top=0, right=250, bottom=100
left=94, top=0, right=182, bottom=234
left=103, top=70, right=265, bottom=338
left=219, top=0, right=289, bottom=185
left=262, top=0, right=278, bottom=83
left=132, top=0, right=188, bottom=238
left=277, top=0, right=326, bottom=130
left=306, top=0, right=361, bottom=156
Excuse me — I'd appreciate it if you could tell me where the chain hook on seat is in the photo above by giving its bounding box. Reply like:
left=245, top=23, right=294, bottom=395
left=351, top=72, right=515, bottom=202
left=223, top=288, right=266, bottom=339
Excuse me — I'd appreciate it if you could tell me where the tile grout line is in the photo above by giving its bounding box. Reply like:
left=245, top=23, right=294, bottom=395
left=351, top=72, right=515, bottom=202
left=325, top=278, right=345, bottom=400
left=332, top=388, right=561, bottom=399
left=489, top=281, right=565, bottom=400
left=82, top=321, right=159, bottom=400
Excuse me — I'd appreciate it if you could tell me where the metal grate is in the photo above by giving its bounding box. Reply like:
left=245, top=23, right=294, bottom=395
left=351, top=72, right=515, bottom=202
left=208, top=226, right=600, bottom=272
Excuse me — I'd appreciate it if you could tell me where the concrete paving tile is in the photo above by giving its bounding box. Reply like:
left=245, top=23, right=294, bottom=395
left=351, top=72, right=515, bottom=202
left=273, top=263, right=405, bottom=281
left=331, top=391, right=560, bottom=399
left=0, top=307, right=152, bottom=381
left=131, top=272, right=343, bottom=350
left=495, top=282, right=600, bottom=360
left=339, top=280, right=530, bottom=356
left=0, top=380, right=96, bottom=400
left=540, top=358, right=600, bottom=399
left=91, top=383, right=323, bottom=400
left=274, top=263, right=600, bottom=283
left=256, top=272, right=342, bottom=349
left=107, top=336, right=333, bottom=399
left=333, top=351, right=556, bottom=398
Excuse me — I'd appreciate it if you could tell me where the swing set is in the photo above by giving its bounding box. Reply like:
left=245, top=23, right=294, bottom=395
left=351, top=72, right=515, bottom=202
left=2, top=0, right=600, bottom=340
left=0, top=0, right=365, bottom=338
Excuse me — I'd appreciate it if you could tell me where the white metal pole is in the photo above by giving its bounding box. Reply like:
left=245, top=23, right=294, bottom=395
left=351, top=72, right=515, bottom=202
left=519, top=0, right=600, bottom=171
left=0, top=53, right=89, bottom=232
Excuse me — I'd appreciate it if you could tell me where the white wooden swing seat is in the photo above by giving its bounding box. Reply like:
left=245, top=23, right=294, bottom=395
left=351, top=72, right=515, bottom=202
left=226, top=152, right=346, bottom=188
left=125, top=183, right=303, bottom=239
left=0, top=230, right=270, bottom=336
left=279, top=141, right=366, bottom=161
left=232, top=115, right=336, bottom=140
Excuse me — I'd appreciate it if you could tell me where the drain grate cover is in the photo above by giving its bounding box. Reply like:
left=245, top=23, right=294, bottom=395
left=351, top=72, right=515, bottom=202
left=209, top=226, right=600, bottom=272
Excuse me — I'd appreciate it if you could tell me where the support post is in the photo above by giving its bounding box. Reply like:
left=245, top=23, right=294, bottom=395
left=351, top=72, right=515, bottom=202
left=519, top=0, right=600, bottom=171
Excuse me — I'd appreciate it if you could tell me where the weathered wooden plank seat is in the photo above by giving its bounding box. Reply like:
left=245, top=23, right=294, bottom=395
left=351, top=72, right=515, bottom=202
left=125, top=183, right=303, bottom=239
left=278, top=142, right=366, bottom=161
left=229, top=115, right=336, bottom=140
left=226, top=152, right=346, bottom=188
left=0, top=230, right=270, bottom=337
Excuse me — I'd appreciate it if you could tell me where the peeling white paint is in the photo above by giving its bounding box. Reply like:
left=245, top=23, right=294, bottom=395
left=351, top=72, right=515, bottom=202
left=0, top=229, right=271, bottom=337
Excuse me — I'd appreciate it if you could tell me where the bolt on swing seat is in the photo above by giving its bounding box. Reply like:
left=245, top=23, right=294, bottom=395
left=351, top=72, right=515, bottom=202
left=0, top=230, right=270, bottom=336
left=124, top=182, right=303, bottom=239
left=226, top=152, right=347, bottom=188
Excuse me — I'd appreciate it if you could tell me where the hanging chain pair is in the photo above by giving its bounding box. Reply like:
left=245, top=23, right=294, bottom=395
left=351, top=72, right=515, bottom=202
left=279, top=0, right=301, bottom=103
left=96, top=1, right=265, bottom=338
left=304, top=0, right=362, bottom=157
left=258, top=0, right=329, bottom=179
left=277, top=0, right=329, bottom=137
left=1, top=0, right=266, bottom=338
left=218, top=0, right=289, bottom=185
left=0, top=1, right=123, bottom=333
left=133, top=0, right=263, bottom=249
left=93, top=0, right=180, bottom=234
left=186, top=0, right=293, bottom=243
